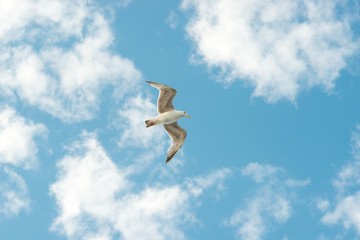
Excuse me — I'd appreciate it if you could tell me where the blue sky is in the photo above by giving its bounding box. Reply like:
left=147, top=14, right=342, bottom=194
left=0, top=0, right=360, bottom=239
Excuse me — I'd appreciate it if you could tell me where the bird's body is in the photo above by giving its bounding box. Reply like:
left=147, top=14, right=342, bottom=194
left=145, top=110, right=187, bottom=127
left=145, top=81, right=190, bottom=163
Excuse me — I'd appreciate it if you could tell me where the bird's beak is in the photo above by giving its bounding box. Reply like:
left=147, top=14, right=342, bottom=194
left=186, top=115, right=191, bottom=118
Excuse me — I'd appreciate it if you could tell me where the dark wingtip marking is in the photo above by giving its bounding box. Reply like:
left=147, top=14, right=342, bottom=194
left=166, top=156, right=173, bottom=164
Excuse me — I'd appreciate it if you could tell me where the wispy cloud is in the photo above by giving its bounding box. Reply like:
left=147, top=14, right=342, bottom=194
left=241, top=162, right=282, bottom=183
left=0, top=0, right=141, bottom=122
left=118, top=95, right=164, bottom=150
left=320, top=125, right=360, bottom=235
left=119, top=0, right=133, bottom=8
left=166, top=10, right=179, bottom=29
left=226, top=162, right=309, bottom=240
left=181, top=0, right=358, bottom=102
left=185, top=168, right=231, bottom=197
left=0, top=167, right=30, bottom=216
left=50, top=133, right=231, bottom=239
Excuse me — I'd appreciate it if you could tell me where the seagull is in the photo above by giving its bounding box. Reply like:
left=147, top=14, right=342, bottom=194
left=145, top=81, right=190, bottom=163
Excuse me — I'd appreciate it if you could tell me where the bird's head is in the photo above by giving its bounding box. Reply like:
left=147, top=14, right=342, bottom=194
left=183, top=111, right=191, bottom=118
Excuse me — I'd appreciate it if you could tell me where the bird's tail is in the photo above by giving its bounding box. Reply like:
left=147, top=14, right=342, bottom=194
left=145, top=119, right=156, bottom=128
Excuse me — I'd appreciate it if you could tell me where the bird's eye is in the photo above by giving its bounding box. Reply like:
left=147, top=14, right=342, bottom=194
left=184, top=112, right=186, bottom=114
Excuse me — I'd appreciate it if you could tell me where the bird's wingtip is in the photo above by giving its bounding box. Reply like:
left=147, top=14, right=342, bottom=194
left=166, top=156, right=172, bottom=164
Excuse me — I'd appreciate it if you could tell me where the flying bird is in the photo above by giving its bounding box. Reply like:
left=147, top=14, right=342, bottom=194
left=145, top=81, right=190, bottom=163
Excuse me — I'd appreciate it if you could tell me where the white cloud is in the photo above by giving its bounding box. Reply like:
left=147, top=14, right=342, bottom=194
left=0, top=167, right=30, bottom=216
left=322, top=193, right=360, bottom=232
left=332, top=126, right=360, bottom=193
left=114, top=186, right=191, bottom=240
left=0, top=0, right=141, bottom=122
left=0, top=106, right=46, bottom=169
left=0, top=106, right=46, bottom=217
left=320, top=125, right=360, bottom=235
left=0, top=106, right=47, bottom=218
left=51, top=133, right=231, bottom=240
left=0, top=0, right=88, bottom=42
left=226, top=162, right=308, bottom=240
left=181, top=0, right=358, bottom=102
left=227, top=189, right=291, bottom=240
left=51, top=133, right=129, bottom=238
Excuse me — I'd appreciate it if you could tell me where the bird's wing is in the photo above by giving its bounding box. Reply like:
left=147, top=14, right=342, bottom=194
left=146, top=81, right=177, bottom=114
left=163, top=122, right=187, bottom=163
